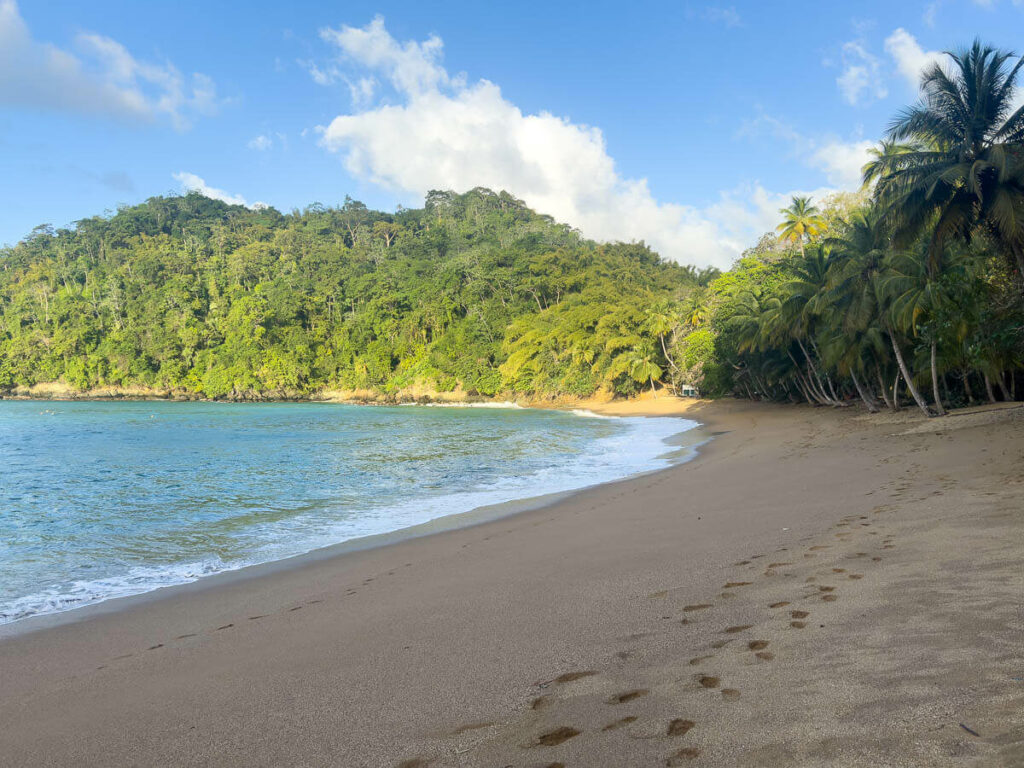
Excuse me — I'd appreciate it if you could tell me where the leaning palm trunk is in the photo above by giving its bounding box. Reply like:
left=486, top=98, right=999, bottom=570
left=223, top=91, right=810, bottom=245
left=930, top=342, right=945, bottom=416
left=809, top=337, right=842, bottom=402
left=875, top=365, right=895, bottom=410
left=997, top=373, right=1011, bottom=401
left=962, top=370, right=975, bottom=404
left=659, top=335, right=679, bottom=372
left=892, top=370, right=902, bottom=410
left=984, top=372, right=997, bottom=403
left=889, top=333, right=933, bottom=416
left=850, top=369, right=879, bottom=413
left=795, top=339, right=836, bottom=404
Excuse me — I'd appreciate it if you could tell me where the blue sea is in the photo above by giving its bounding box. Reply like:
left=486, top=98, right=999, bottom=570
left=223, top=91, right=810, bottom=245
left=0, top=401, right=696, bottom=624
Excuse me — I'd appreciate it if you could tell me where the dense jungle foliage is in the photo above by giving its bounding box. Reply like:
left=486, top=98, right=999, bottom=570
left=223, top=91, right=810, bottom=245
left=0, top=188, right=715, bottom=399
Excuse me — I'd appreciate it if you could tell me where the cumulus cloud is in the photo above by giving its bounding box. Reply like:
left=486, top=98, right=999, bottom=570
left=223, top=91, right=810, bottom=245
left=0, top=0, right=219, bottom=129
left=248, top=134, right=272, bottom=151
left=312, top=18, right=861, bottom=268
left=836, top=40, right=888, bottom=105
left=884, top=28, right=945, bottom=92
left=173, top=172, right=265, bottom=209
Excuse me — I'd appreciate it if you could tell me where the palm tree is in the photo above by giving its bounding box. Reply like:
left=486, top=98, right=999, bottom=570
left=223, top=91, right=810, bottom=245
left=872, top=40, right=1024, bottom=276
left=626, top=343, right=663, bottom=396
left=826, top=209, right=896, bottom=409
left=777, top=196, right=826, bottom=257
left=645, top=300, right=681, bottom=374
left=860, top=140, right=923, bottom=190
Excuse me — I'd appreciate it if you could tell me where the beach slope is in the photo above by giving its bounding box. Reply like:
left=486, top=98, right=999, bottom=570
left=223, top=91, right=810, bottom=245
left=1, top=400, right=1022, bottom=766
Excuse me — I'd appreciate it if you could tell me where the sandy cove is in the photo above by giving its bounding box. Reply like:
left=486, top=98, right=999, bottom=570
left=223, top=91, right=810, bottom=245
left=1, top=399, right=1023, bottom=767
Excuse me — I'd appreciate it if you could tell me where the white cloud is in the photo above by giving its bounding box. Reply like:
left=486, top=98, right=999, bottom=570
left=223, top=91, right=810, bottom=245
left=0, top=0, right=218, bottom=129
left=809, top=139, right=875, bottom=189
left=836, top=40, right=887, bottom=105
left=884, top=28, right=945, bottom=92
left=738, top=113, right=873, bottom=190
left=312, top=18, right=861, bottom=268
left=248, top=134, right=272, bottom=151
left=173, top=172, right=266, bottom=209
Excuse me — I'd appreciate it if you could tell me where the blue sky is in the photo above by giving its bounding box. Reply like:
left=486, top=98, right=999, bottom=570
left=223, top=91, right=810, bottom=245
left=2, top=0, right=1022, bottom=266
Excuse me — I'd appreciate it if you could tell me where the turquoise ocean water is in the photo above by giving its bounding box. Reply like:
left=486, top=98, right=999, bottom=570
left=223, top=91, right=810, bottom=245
left=0, top=401, right=695, bottom=624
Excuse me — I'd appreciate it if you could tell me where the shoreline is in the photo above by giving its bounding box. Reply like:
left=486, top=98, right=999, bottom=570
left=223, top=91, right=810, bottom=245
left=0, top=397, right=707, bottom=637
left=3, top=400, right=1022, bottom=766
left=0, top=380, right=699, bottom=414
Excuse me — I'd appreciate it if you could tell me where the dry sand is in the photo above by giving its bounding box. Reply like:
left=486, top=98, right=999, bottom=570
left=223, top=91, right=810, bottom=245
left=1, top=399, right=1023, bottom=767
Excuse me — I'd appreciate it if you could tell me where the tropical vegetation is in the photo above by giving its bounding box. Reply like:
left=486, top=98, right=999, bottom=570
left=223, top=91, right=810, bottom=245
left=2, top=40, right=1022, bottom=413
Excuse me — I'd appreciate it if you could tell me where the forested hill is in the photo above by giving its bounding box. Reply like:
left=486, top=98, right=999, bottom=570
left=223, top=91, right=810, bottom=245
left=0, top=188, right=715, bottom=400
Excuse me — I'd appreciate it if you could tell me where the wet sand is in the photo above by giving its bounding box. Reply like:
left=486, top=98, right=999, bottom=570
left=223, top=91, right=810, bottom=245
left=1, top=399, right=1022, bottom=766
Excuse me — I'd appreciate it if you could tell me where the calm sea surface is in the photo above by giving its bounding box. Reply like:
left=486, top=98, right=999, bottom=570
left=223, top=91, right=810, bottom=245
left=0, top=401, right=695, bottom=624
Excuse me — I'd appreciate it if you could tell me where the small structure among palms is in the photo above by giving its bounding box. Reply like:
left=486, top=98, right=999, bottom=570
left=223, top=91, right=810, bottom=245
left=776, top=196, right=826, bottom=256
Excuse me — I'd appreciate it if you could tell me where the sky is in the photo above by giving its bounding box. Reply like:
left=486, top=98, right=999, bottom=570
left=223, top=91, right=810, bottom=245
left=2, top=0, right=1023, bottom=268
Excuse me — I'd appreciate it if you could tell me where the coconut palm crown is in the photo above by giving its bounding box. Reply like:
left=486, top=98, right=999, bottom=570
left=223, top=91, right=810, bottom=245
left=776, top=196, right=825, bottom=256
left=870, top=39, right=1024, bottom=275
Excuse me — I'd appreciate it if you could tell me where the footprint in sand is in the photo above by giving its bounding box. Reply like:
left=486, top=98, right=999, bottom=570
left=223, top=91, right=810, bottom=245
left=723, top=625, right=753, bottom=634
left=769, top=601, right=790, bottom=608
left=721, top=688, right=741, bottom=700
left=791, top=610, right=810, bottom=619
left=755, top=651, right=775, bottom=661
left=554, top=670, right=597, bottom=684
left=791, top=621, right=807, bottom=629
left=723, top=581, right=753, bottom=588
left=215, top=624, right=233, bottom=631
left=822, top=595, right=838, bottom=602
left=537, top=726, right=581, bottom=746
left=603, top=716, right=638, bottom=731
left=689, top=655, right=714, bottom=666
left=697, top=675, right=720, bottom=689
left=683, top=604, right=713, bottom=612
left=748, top=640, right=769, bottom=651
left=668, top=719, right=695, bottom=736
left=609, top=689, right=648, bottom=704
left=849, top=574, right=863, bottom=580
left=532, top=695, right=551, bottom=710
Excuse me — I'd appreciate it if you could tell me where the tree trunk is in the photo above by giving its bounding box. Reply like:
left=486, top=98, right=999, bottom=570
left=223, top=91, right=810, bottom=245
left=984, top=372, right=997, bottom=403
left=650, top=377, right=658, bottom=397
left=962, top=370, right=975, bottom=404
left=850, top=369, right=879, bottom=413
left=788, top=350, right=826, bottom=404
left=796, top=338, right=834, bottom=404
left=997, top=373, right=1011, bottom=401
left=659, top=335, right=679, bottom=372
left=890, top=333, right=933, bottom=416
left=875, top=364, right=895, bottom=410
left=809, top=337, right=841, bottom=401
left=892, top=370, right=902, bottom=411
left=930, top=341, right=945, bottom=416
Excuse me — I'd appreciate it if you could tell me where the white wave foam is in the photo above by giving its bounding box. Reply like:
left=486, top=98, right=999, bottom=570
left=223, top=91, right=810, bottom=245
left=1, top=413, right=700, bottom=626
left=569, top=408, right=618, bottom=419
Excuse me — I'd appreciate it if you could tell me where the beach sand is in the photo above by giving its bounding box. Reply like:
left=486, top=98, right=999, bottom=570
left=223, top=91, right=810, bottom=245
left=1, top=399, right=1022, bottom=766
